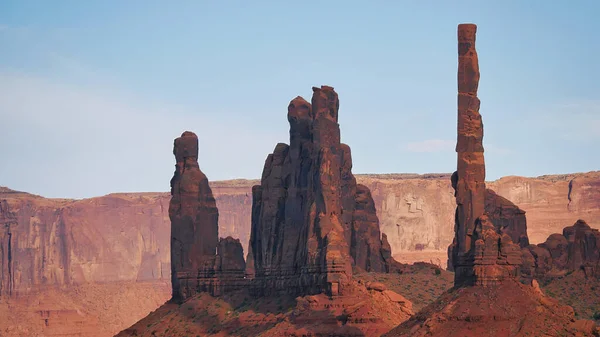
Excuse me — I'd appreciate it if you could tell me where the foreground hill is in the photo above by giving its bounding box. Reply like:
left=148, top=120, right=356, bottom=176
left=384, top=280, right=599, bottom=337
left=115, top=265, right=444, bottom=337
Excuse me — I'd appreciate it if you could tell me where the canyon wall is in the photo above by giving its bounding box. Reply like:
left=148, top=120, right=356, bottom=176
left=1, top=171, right=598, bottom=292
left=0, top=188, right=171, bottom=298
left=0, top=187, right=172, bottom=336
left=1, top=172, right=598, bottom=335
left=0, top=171, right=598, bottom=293
left=216, top=171, right=600, bottom=264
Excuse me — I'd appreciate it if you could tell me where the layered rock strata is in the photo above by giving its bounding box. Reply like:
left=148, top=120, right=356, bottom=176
left=213, top=171, right=599, bottom=263
left=1, top=170, right=596, bottom=298
left=169, top=131, right=246, bottom=301
left=449, top=23, right=522, bottom=287
left=248, top=86, right=391, bottom=296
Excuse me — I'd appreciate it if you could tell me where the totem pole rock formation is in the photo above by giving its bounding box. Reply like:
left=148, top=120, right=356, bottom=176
left=169, top=131, right=245, bottom=301
left=248, top=86, right=392, bottom=296
left=449, top=24, right=522, bottom=287
left=383, top=24, right=600, bottom=337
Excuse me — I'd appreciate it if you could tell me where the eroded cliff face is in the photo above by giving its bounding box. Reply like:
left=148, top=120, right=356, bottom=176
left=0, top=188, right=171, bottom=297
left=488, top=172, right=600, bottom=244
left=1, top=171, right=598, bottom=294
left=212, top=172, right=600, bottom=266
left=0, top=188, right=172, bottom=336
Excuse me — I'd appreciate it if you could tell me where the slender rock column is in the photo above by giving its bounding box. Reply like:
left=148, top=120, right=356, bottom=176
left=451, top=23, right=486, bottom=285
left=169, top=131, right=219, bottom=301
left=450, top=24, right=522, bottom=286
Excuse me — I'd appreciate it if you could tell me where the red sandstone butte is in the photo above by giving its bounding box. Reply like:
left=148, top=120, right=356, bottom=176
left=248, top=86, right=392, bottom=296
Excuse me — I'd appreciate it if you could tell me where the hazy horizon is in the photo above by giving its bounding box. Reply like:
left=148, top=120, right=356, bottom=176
left=3, top=169, right=599, bottom=201
left=2, top=1, right=599, bottom=198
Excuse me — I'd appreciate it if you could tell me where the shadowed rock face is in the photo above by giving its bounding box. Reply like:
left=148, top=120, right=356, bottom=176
left=169, top=131, right=220, bottom=300
left=169, top=131, right=247, bottom=301
left=447, top=188, right=529, bottom=271
left=215, top=236, right=246, bottom=274
left=523, top=219, right=600, bottom=279
left=248, top=86, right=391, bottom=296
left=484, top=189, right=529, bottom=248
left=0, top=200, right=18, bottom=297
left=449, top=24, right=522, bottom=287
left=352, top=184, right=389, bottom=272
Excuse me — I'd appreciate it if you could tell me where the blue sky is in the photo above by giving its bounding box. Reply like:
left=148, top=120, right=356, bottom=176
left=1, top=1, right=599, bottom=199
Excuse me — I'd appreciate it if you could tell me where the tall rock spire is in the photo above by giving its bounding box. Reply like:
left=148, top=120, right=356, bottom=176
left=455, top=23, right=485, bottom=257
left=450, top=24, right=522, bottom=287
left=169, top=131, right=219, bottom=300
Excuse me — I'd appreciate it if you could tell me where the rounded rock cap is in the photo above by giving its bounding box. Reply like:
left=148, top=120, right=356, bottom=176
left=174, top=130, right=199, bottom=160
left=458, top=23, right=477, bottom=43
